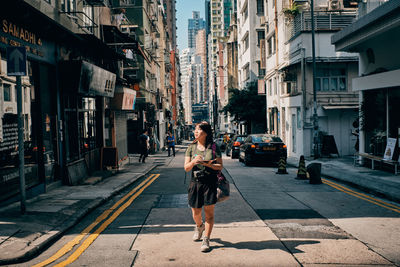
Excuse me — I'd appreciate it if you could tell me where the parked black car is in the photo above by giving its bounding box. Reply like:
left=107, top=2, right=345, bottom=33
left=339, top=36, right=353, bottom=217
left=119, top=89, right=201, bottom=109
left=239, top=134, right=287, bottom=166
left=226, top=134, right=247, bottom=158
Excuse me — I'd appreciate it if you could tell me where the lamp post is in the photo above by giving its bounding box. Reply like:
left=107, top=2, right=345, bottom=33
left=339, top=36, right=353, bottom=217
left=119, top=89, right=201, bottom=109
left=213, top=71, right=218, bottom=133
left=311, top=0, right=319, bottom=159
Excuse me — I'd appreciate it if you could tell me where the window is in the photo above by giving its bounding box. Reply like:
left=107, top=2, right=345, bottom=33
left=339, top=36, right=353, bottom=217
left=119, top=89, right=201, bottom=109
left=3, top=83, right=11, bottom=102
left=257, top=0, right=264, bottom=14
left=120, top=0, right=135, bottom=5
left=258, top=62, right=265, bottom=77
left=315, top=68, right=347, bottom=91
left=267, top=34, right=275, bottom=56
left=243, top=34, right=249, bottom=51
left=297, top=108, right=301, bottom=129
left=268, top=79, right=272, bottom=96
left=243, top=64, right=250, bottom=81
left=243, top=4, right=248, bottom=21
left=61, top=0, right=76, bottom=12
left=257, top=30, right=265, bottom=46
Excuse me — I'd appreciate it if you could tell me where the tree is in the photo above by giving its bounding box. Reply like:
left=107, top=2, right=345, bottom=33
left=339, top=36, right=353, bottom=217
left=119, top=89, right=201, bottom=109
left=222, top=81, right=266, bottom=133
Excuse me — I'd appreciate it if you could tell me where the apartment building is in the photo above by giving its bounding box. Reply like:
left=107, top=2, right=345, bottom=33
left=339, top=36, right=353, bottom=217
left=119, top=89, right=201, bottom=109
left=332, top=0, right=400, bottom=159
left=263, top=0, right=359, bottom=158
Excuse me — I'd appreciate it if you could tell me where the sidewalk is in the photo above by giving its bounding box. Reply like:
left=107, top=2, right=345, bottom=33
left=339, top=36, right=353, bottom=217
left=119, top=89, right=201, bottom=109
left=0, top=152, right=173, bottom=265
left=287, top=155, right=400, bottom=203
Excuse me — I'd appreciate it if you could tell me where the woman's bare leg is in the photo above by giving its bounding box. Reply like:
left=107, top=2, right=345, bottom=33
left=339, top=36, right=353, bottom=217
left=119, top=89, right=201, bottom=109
left=203, top=204, right=215, bottom=238
left=191, top=207, right=203, bottom=227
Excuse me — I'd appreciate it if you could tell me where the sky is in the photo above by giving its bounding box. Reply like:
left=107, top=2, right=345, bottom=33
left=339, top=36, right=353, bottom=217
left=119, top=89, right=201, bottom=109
left=176, top=0, right=205, bottom=52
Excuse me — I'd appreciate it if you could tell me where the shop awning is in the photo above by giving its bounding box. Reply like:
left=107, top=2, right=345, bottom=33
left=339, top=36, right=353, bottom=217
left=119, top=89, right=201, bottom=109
left=323, top=105, right=359, bottom=110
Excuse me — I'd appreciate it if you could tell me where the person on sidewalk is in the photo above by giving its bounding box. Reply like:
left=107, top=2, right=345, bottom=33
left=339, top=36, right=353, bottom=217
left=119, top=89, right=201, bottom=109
left=166, top=131, right=176, bottom=157
left=184, top=121, right=223, bottom=252
left=138, top=130, right=150, bottom=163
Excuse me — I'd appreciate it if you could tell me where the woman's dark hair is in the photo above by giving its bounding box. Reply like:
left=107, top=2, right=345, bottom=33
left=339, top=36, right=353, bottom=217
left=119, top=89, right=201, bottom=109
left=196, top=121, right=214, bottom=147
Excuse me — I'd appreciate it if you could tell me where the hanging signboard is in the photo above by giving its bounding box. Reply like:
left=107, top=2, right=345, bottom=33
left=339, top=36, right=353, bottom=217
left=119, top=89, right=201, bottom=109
left=383, top=137, right=397, bottom=161
left=258, top=79, right=265, bottom=95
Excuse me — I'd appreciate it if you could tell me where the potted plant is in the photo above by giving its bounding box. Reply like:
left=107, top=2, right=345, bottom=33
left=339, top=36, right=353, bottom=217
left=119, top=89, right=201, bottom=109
left=283, top=3, right=300, bottom=18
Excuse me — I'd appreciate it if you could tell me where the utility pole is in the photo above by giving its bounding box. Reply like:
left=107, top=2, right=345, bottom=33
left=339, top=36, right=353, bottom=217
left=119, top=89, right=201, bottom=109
left=213, top=71, right=218, bottom=133
left=311, top=0, right=319, bottom=159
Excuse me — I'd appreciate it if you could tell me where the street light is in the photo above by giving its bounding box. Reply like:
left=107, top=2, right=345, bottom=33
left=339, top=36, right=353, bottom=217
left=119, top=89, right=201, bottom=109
left=213, top=71, right=218, bottom=133
left=310, top=0, right=319, bottom=159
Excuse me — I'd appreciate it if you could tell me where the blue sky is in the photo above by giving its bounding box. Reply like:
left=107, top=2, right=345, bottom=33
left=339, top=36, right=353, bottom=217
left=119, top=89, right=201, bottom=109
left=176, top=0, right=205, bottom=51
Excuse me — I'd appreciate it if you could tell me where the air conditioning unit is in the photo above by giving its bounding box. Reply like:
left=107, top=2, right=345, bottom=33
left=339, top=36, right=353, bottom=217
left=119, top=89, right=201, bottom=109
left=329, top=0, right=342, bottom=10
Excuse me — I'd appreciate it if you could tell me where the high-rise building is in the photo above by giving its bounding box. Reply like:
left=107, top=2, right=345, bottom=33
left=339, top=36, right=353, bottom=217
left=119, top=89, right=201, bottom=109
left=195, top=29, right=208, bottom=103
left=188, top=11, right=205, bottom=49
left=205, top=0, right=211, bottom=35
left=210, top=0, right=223, bottom=72
left=179, top=48, right=195, bottom=124
left=164, top=0, right=177, bottom=49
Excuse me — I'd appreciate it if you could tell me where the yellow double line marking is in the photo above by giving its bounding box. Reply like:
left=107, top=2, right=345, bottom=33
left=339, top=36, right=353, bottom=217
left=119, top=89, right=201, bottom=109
left=34, top=173, right=160, bottom=267
left=322, top=178, right=400, bottom=214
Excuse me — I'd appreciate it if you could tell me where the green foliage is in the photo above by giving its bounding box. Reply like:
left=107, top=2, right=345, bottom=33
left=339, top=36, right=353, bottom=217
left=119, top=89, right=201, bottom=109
left=283, top=3, right=300, bottom=18
left=222, top=81, right=266, bottom=124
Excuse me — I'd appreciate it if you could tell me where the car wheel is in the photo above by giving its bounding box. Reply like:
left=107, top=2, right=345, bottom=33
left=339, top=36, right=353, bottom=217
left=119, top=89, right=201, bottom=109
left=244, top=153, right=251, bottom=166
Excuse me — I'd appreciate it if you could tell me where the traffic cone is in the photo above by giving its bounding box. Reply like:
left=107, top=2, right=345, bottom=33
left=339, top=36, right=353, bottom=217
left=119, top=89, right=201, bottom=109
left=295, top=155, right=307, bottom=180
left=276, top=155, right=288, bottom=174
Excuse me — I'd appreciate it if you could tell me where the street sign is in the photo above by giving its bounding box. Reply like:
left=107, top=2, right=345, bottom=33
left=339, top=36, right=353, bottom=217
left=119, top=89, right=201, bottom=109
left=7, top=46, right=27, bottom=76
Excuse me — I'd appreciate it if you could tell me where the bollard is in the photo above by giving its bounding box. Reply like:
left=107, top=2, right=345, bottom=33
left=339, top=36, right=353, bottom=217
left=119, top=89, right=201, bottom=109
left=276, top=155, right=288, bottom=174
left=295, top=155, right=308, bottom=180
left=307, top=163, right=322, bottom=184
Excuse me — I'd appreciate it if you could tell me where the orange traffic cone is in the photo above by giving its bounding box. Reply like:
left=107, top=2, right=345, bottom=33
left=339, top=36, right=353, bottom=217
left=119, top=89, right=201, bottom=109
left=295, top=155, right=307, bottom=180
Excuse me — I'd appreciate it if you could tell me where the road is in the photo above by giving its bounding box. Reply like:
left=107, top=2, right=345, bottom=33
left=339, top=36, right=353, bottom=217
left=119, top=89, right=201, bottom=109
left=10, top=148, right=400, bottom=266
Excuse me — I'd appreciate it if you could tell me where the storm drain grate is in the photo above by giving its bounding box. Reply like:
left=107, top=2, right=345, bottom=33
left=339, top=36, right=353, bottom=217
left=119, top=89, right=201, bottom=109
left=155, top=194, right=188, bottom=208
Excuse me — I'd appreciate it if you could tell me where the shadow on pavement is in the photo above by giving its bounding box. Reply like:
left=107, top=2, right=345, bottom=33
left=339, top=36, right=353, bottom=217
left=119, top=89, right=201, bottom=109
left=212, top=238, right=319, bottom=253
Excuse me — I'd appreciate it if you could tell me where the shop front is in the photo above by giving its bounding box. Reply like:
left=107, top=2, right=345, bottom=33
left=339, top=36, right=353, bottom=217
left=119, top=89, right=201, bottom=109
left=109, top=86, right=137, bottom=163
left=0, top=15, right=59, bottom=203
left=60, top=60, right=116, bottom=183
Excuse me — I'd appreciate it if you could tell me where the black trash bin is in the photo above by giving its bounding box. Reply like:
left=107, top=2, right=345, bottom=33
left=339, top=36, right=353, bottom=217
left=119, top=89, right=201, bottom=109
left=307, top=163, right=322, bottom=184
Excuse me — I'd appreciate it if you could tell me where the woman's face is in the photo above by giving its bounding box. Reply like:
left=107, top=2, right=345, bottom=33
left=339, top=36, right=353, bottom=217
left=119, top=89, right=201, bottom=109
left=194, top=125, right=207, bottom=140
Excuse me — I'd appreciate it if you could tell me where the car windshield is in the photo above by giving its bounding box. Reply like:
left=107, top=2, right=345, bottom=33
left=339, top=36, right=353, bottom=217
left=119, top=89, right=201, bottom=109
left=236, top=136, right=246, bottom=142
left=252, top=135, right=282, bottom=143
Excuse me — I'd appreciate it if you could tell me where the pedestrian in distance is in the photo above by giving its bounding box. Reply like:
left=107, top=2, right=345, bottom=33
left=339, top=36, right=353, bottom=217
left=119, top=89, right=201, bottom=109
left=184, top=121, right=223, bottom=252
left=138, top=130, right=150, bottom=163
left=166, top=131, right=176, bottom=157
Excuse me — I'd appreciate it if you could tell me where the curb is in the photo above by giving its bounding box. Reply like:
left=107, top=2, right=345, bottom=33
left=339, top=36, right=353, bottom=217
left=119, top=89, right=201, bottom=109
left=0, top=164, right=158, bottom=265
left=286, top=161, right=400, bottom=204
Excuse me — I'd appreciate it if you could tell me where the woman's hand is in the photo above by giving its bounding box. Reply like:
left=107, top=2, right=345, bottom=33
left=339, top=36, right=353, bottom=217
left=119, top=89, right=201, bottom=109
left=199, top=158, right=223, bottom=171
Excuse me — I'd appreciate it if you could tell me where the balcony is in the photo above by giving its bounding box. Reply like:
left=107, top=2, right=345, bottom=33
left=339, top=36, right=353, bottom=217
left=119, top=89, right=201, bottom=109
left=287, top=11, right=356, bottom=40
left=59, top=11, right=98, bottom=34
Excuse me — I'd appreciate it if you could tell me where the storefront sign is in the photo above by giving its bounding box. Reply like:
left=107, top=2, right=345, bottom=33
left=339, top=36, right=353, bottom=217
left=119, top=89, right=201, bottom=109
left=258, top=79, right=265, bottom=95
left=79, top=61, right=116, bottom=97
left=0, top=19, right=55, bottom=64
left=122, top=90, right=136, bottom=110
left=383, top=137, right=397, bottom=161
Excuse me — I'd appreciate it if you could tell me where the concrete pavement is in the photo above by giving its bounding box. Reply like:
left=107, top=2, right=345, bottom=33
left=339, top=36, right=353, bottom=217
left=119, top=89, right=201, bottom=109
left=0, top=152, right=169, bottom=265
left=287, top=155, right=400, bottom=203
left=0, top=143, right=399, bottom=266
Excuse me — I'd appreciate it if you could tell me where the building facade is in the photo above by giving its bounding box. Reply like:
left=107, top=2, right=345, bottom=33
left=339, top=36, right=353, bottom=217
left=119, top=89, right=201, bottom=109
left=263, top=0, right=359, bottom=158
left=332, top=0, right=400, bottom=160
left=188, top=11, right=206, bottom=49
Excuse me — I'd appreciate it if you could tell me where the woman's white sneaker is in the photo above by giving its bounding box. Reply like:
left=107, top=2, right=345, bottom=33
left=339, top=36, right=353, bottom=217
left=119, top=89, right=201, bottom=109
left=192, top=223, right=205, bottom=241
left=201, top=237, right=210, bottom=252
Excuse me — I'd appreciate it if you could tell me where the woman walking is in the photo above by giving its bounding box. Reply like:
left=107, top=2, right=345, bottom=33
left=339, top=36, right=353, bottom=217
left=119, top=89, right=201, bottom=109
left=184, top=121, right=223, bottom=252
